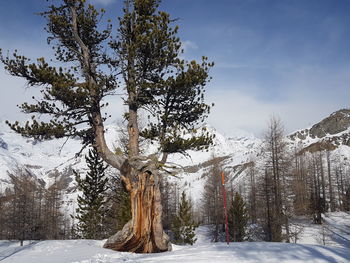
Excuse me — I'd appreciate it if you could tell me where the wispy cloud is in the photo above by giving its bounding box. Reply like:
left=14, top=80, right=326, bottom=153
left=206, top=88, right=344, bottom=138
left=89, top=0, right=117, bottom=6
left=181, top=40, right=198, bottom=54
left=1, top=0, right=349, bottom=138
left=206, top=62, right=350, bottom=137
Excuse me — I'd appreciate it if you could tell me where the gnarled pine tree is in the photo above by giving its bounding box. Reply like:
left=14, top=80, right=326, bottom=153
left=0, top=0, right=213, bottom=253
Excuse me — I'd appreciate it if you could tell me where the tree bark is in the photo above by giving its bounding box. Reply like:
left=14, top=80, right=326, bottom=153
left=68, top=3, right=125, bottom=171
left=103, top=170, right=171, bottom=253
left=69, top=2, right=170, bottom=253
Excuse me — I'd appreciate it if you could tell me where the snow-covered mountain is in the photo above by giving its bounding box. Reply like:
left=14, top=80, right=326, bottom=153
left=165, top=126, right=262, bottom=200
left=287, top=108, right=350, bottom=161
left=0, top=120, right=261, bottom=198
left=1, top=108, right=350, bottom=203
left=289, top=109, right=350, bottom=142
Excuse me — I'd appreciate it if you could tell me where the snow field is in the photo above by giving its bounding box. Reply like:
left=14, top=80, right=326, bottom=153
left=1, top=239, right=350, bottom=263
left=1, top=222, right=350, bottom=263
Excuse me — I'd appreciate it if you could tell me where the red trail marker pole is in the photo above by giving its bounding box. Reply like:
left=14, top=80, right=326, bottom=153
left=221, top=172, right=230, bottom=245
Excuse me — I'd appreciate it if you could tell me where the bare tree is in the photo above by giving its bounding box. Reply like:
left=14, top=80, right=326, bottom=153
left=326, top=150, right=336, bottom=211
left=201, top=157, right=225, bottom=242
left=247, top=161, right=257, bottom=224
left=262, top=116, right=292, bottom=242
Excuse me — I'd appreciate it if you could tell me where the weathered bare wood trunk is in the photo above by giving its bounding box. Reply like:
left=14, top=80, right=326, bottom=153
left=103, top=170, right=171, bottom=253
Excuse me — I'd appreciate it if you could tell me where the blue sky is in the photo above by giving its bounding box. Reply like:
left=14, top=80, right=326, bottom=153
left=1, top=0, right=350, bottom=136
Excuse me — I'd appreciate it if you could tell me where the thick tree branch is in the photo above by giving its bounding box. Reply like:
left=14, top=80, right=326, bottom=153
left=69, top=2, right=125, bottom=170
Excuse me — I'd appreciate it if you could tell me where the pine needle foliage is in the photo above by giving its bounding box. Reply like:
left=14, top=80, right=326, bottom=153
left=103, top=175, right=132, bottom=234
left=74, top=146, right=108, bottom=239
left=116, top=0, right=215, bottom=155
left=228, top=192, right=249, bottom=242
left=0, top=0, right=214, bottom=158
left=0, top=0, right=114, bottom=148
left=172, top=191, right=197, bottom=245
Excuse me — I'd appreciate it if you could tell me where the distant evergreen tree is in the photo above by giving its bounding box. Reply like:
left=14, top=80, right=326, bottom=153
left=103, top=174, right=131, bottom=235
left=113, top=184, right=131, bottom=231
left=75, top=147, right=108, bottom=239
left=228, top=192, right=248, bottom=242
left=172, top=191, right=197, bottom=245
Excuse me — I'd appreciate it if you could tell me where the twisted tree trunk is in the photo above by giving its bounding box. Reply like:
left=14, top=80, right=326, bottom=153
left=103, top=170, right=171, bottom=253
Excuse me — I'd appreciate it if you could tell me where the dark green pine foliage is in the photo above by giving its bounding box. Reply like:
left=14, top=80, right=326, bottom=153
left=114, top=0, right=215, bottom=158
left=172, top=191, right=197, bottom=245
left=0, top=0, right=114, bottom=147
left=113, top=186, right=131, bottom=231
left=228, top=192, right=249, bottom=242
left=103, top=175, right=131, bottom=234
left=75, top=146, right=108, bottom=239
left=0, top=0, right=214, bottom=162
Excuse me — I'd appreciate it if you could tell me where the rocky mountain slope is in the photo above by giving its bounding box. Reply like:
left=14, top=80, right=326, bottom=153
left=288, top=109, right=350, bottom=153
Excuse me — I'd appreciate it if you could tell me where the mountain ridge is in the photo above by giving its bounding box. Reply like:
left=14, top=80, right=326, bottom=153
left=288, top=109, right=350, bottom=154
left=0, top=109, right=349, bottom=202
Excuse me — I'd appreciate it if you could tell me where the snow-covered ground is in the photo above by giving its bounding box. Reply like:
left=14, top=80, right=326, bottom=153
left=289, top=212, right=350, bottom=249
left=1, top=213, right=350, bottom=263
left=1, top=236, right=349, bottom=263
